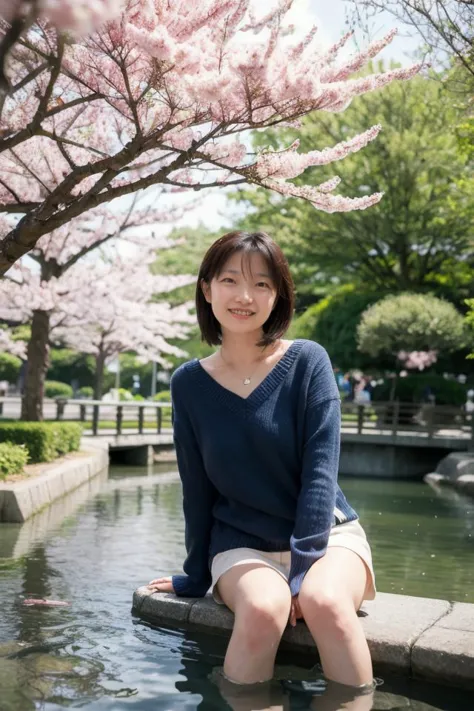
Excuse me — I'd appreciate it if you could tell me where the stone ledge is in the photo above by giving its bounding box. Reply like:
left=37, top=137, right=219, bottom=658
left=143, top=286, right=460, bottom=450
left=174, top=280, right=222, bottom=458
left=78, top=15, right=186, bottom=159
left=132, top=588, right=474, bottom=690
left=0, top=446, right=109, bottom=522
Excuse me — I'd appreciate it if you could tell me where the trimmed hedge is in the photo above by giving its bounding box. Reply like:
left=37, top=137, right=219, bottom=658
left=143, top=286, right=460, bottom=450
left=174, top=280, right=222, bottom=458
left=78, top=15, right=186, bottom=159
left=0, top=442, right=29, bottom=479
left=0, top=421, right=82, bottom=463
left=45, top=380, right=73, bottom=399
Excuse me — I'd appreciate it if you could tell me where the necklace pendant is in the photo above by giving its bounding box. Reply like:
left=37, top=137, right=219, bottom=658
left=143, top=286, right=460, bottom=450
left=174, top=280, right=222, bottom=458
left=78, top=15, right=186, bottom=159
left=243, top=377, right=251, bottom=385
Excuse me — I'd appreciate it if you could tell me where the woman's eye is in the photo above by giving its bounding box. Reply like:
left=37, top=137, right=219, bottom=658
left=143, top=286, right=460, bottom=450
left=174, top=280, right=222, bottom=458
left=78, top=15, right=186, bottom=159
left=222, top=278, right=234, bottom=283
left=257, top=282, right=270, bottom=288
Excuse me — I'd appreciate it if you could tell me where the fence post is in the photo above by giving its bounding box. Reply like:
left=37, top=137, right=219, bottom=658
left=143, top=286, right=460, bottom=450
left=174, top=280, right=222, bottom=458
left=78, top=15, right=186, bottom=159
left=0, top=401, right=3, bottom=416
left=157, top=406, right=162, bottom=434
left=392, top=400, right=400, bottom=437
left=92, top=404, right=99, bottom=436
left=357, top=405, right=364, bottom=435
left=138, top=405, right=144, bottom=434
left=116, top=405, right=123, bottom=435
left=56, top=399, right=66, bottom=420
left=80, top=404, right=86, bottom=422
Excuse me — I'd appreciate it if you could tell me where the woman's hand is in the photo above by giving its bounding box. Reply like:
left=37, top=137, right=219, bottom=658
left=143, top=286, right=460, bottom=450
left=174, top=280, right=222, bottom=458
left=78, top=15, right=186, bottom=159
left=289, top=596, right=303, bottom=627
left=147, top=576, right=175, bottom=593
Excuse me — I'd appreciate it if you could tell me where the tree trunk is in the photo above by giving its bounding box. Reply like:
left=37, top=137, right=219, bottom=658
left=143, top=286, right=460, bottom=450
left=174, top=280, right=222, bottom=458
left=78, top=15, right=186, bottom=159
left=94, top=352, right=106, bottom=400
left=389, top=372, right=398, bottom=402
left=21, top=309, right=50, bottom=421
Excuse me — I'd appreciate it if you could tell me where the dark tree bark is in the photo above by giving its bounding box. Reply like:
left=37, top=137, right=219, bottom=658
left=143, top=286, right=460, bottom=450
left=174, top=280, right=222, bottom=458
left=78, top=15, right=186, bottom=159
left=94, top=351, right=107, bottom=401
left=20, top=309, right=50, bottom=420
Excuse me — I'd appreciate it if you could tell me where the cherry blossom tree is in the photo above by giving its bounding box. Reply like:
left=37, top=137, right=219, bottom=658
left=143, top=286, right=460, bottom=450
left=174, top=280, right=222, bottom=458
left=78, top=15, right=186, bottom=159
left=0, top=0, right=422, bottom=274
left=0, top=200, right=192, bottom=419
left=53, top=257, right=194, bottom=399
left=0, top=1, right=125, bottom=90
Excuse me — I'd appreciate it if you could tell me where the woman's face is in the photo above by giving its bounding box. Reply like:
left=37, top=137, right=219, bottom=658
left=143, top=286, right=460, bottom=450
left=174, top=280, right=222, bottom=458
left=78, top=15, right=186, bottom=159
left=202, top=251, right=278, bottom=337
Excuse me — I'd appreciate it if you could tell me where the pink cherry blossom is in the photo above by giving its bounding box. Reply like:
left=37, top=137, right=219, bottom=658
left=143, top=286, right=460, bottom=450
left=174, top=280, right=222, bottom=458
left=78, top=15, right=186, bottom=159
left=397, top=350, right=438, bottom=371
left=0, top=327, right=26, bottom=358
left=0, top=1, right=423, bottom=273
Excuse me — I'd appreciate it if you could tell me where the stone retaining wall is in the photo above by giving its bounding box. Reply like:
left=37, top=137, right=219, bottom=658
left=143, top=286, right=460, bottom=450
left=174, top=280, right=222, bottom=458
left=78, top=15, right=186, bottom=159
left=0, top=445, right=109, bottom=522
left=132, top=588, right=474, bottom=691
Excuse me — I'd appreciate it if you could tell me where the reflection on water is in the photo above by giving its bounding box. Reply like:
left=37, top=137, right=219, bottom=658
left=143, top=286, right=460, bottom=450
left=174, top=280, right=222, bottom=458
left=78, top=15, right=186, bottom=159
left=0, top=463, right=473, bottom=710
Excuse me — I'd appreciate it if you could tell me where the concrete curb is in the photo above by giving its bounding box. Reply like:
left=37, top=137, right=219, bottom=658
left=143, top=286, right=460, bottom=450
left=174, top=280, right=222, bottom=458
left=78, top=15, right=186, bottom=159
left=132, top=588, right=474, bottom=691
left=0, top=446, right=109, bottom=522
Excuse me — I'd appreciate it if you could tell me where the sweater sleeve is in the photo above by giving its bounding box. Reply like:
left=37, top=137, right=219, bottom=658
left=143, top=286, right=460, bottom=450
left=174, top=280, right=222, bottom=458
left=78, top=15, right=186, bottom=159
left=170, top=372, right=218, bottom=598
left=288, top=349, right=341, bottom=597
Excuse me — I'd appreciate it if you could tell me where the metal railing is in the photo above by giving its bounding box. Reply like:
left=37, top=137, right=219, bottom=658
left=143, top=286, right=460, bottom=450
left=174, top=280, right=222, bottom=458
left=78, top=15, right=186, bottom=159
left=64, top=399, right=172, bottom=436
left=1, top=398, right=472, bottom=444
left=340, top=400, right=473, bottom=443
left=0, top=397, right=171, bottom=436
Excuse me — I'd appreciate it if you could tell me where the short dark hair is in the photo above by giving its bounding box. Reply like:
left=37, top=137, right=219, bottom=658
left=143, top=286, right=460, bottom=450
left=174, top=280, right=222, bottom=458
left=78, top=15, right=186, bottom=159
left=196, top=230, right=295, bottom=347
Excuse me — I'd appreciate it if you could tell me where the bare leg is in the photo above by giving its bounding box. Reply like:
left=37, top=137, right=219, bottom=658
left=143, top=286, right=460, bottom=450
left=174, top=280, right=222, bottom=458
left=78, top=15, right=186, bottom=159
left=215, top=562, right=292, bottom=685
left=214, top=671, right=291, bottom=711
left=298, top=547, right=373, bottom=687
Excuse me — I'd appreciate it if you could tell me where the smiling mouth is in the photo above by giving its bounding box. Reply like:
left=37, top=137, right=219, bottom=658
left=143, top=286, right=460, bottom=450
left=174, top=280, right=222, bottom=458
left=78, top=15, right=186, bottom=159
left=229, top=309, right=255, bottom=316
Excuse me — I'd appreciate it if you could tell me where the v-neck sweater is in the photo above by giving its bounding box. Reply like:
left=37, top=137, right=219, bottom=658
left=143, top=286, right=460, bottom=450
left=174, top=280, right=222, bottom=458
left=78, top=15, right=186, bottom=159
left=170, top=338, right=358, bottom=598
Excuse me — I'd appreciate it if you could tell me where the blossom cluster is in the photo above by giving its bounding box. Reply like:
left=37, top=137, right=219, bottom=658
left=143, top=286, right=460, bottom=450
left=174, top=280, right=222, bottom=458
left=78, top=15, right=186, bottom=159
left=0, top=248, right=196, bottom=366
left=397, top=350, right=438, bottom=371
left=0, top=328, right=26, bottom=358
left=0, top=0, right=422, bottom=272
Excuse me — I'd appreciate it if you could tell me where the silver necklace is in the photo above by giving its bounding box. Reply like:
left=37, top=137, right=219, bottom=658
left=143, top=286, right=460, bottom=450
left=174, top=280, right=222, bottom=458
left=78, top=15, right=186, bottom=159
left=220, top=343, right=278, bottom=386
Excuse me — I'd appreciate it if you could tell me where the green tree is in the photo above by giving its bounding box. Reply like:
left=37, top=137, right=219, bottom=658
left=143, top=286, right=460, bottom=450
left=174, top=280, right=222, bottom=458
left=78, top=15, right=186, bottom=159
left=466, top=298, right=474, bottom=359
left=151, top=224, right=220, bottom=365
left=292, top=284, right=394, bottom=371
left=357, top=292, right=467, bottom=397
left=151, top=224, right=220, bottom=305
left=231, top=66, right=474, bottom=301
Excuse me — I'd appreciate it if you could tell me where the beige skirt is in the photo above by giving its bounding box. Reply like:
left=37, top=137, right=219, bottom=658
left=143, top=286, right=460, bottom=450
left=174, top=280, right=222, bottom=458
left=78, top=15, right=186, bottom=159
left=211, top=518, right=376, bottom=605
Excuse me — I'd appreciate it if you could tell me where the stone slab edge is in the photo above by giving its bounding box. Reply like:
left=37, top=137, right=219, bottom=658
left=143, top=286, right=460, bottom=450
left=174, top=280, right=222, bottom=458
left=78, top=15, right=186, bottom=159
left=411, top=601, right=474, bottom=690
left=0, top=447, right=109, bottom=522
left=132, top=588, right=474, bottom=690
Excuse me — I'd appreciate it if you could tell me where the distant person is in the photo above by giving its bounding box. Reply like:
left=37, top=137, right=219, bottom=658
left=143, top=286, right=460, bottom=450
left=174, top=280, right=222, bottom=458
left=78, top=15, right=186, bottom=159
left=339, top=372, right=352, bottom=399
left=464, top=391, right=474, bottom=422
left=146, top=230, right=376, bottom=698
left=421, top=384, right=435, bottom=404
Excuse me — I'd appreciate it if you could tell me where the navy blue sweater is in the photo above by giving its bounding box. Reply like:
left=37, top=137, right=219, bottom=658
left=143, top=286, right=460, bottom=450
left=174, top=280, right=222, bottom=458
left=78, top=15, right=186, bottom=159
left=170, top=338, right=358, bottom=598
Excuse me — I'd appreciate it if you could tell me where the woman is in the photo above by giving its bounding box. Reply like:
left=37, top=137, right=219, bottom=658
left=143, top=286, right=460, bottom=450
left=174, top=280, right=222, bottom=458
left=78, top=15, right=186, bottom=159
left=148, top=231, right=376, bottom=693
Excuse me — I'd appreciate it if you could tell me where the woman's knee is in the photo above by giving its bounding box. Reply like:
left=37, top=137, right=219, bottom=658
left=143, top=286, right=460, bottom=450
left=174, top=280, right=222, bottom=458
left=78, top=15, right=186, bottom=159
left=234, top=590, right=292, bottom=648
left=299, top=585, right=354, bottom=638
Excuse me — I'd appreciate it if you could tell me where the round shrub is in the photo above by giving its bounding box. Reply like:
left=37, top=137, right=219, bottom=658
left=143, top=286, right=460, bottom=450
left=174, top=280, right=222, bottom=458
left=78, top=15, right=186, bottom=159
left=0, top=352, right=22, bottom=383
left=44, top=380, right=73, bottom=399
left=152, top=390, right=171, bottom=402
left=358, top=293, right=466, bottom=357
left=292, top=285, right=391, bottom=371
left=78, top=386, right=93, bottom=398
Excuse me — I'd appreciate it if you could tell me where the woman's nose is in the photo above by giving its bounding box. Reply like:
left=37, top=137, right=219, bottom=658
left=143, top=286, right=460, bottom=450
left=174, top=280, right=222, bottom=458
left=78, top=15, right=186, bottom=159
left=236, top=285, right=253, bottom=302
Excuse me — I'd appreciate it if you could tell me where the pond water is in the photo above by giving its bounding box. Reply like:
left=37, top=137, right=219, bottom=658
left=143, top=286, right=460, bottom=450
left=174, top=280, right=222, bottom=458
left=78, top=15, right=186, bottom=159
left=0, top=463, right=473, bottom=711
